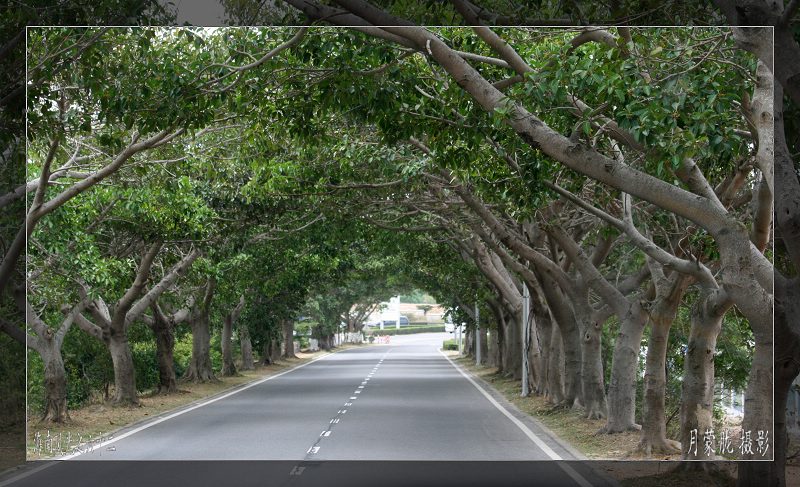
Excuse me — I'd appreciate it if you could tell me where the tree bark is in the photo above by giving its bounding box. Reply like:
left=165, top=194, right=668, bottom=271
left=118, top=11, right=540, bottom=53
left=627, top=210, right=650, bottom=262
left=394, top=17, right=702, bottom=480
left=184, top=312, right=217, bottom=382
left=572, top=288, right=607, bottom=420
left=221, top=314, right=237, bottom=377
left=638, top=274, right=691, bottom=456
left=260, top=338, right=274, bottom=366
left=239, top=324, right=254, bottom=371
left=601, top=305, right=648, bottom=433
left=108, top=332, right=138, bottom=405
left=546, top=323, right=565, bottom=406
left=39, top=342, right=69, bottom=422
left=183, top=279, right=217, bottom=383
left=538, top=272, right=583, bottom=408
left=681, top=288, right=729, bottom=460
left=221, top=296, right=245, bottom=377
left=149, top=306, right=177, bottom=394
left=282, top=319, right=297, bottom=359
left=478, top=325, right=488, bottom=365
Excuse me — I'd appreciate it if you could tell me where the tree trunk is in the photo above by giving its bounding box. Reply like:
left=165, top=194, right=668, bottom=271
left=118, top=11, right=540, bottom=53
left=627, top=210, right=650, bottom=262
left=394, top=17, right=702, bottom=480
left=221, top=313, right=236, bottom=377
left=39, top=341, right=70, bottom=423
left=539, top=274, right=582, bottom=408
left=261, top=338, right=274, bottom=366
left=183, top=313, right=217, bottom=382
left=487, top=299, right=504, bottom=371
left=740, top=279, right=800, bottom=485
left=478, top=326, right=488, bottom=365
left=574, top=296, right=607, bottom=420
left=282, top=319, right=297, bottom=359
left=546, top=324, right=565, bottom=406
left=602, top=305, right=648, bottom=434
left=270, top=338, right=282, bottom=363
left=108, top=332, right=139, bottom=405
left=503, top=312, right=522, bottom=380
left=638, top=276, right=690, bottom=456
left=681, top=289, right=728, bottom=460
left=529, top=303, right=548, bottom=395
left=488, top=326, right=499, bottom=368
left=149, top=306, right=177, bottom=394
left=464, top=327, right=474, bottom=357
left=239, top=324, right=254, bottom=371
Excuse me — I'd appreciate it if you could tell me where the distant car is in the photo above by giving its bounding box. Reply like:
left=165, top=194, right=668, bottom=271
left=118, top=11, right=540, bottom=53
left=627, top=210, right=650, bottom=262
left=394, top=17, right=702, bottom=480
left=445, top=323, right=455, bottom=333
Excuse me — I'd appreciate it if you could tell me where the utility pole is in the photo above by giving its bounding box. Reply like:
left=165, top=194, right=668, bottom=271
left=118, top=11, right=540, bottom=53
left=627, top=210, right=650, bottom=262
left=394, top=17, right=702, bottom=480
left=458, top=322, right=464, bottom=354
left=521, top=283, right=530, bottom=397
left=475, top=302, right=481, bottom=366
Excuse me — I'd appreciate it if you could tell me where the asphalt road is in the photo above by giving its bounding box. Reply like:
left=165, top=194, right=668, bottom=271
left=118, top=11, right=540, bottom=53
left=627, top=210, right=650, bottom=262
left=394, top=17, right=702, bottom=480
left=2, top=333, right=616, bottom=486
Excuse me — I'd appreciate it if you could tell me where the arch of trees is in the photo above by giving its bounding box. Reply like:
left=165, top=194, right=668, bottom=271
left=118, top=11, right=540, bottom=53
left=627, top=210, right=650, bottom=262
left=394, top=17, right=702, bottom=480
left=1, top=3, right=796, bottom=486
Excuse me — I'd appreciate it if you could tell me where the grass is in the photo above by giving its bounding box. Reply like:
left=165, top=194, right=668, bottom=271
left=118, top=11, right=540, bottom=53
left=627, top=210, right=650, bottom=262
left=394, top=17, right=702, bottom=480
left=26, top=345, right=361, bottom=459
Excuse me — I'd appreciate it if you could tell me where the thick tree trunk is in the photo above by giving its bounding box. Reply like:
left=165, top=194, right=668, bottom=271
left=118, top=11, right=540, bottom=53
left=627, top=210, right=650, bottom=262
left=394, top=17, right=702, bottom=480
left=573, top=296, right=607, bottom=420
left=546, top=324, right=565, bottom=406
left=681, top=289, right=728, bottom=460
left=503, top=313, right=522, bottom=380
left=239, top=324, right=254, bottom=371
left=108, top=332, right=139, bottom=405
left=464, top=327, right=474, bottom=357
left=487, top=299, right=504, bottom=371
left=39, top=342, right=70, bottom=423
left=149, top=306, right=177, bottom=394
left=183, top=313, right=217, bottom=382
left=221, top=313, right=236, bottom=377
left=488, top=326, right=500, bottom=368
left=638, top=276, right=690, bottom=456
left=477, top=326, right=488, bottom=365
left=740, top=280, right=800, bottom=486
left=530, top=303, right=549, bottom=395
left=602, top=306, right=648, bottom=434
left=539, top=274, right=582, bottom=408
left=282, top=319, right=297, bottom=359
left=261, top=339, right=274, bottom=366
left=270, top=338, right=282, bottom=363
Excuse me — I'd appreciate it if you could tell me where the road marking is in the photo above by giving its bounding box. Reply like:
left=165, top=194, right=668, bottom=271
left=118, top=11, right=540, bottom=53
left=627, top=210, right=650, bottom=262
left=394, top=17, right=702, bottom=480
left=362, top=380, right=368, bottom=384
left=350, top=396, right=357, bottom=400
left=58, top=348, right=344, bottom=460
left=358, top=385, right=364, bottom=389
left=439, top=351, right=594, bottom=487
left=344, top=402, right=352, bottom=406
left=307, top=446, right=320, bottom=454
left=330, top=418, right=339, bottom=424
left=320, top=431, right=331, bottom=437
left=289, top=466, right=306, bottom=476
left=341, top=410, right=347, bottom=414
left=354, top=390, right=361, bottom=394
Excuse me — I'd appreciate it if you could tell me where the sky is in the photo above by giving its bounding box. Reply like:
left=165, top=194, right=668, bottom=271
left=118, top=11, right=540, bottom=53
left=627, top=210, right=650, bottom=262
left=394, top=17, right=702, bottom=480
left=173, top=0, right=227, bottom=26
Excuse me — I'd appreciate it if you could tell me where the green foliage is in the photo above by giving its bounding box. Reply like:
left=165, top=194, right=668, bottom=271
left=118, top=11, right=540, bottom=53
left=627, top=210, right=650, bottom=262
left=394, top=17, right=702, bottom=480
left=369, top=325, right=445, bottom=336
left=442, top=339, right=459, bottom=351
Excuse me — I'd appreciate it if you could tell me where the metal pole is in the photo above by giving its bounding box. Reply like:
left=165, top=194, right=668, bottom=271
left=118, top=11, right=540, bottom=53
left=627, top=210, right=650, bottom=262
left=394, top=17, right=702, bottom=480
left=475, top=302, right=481, bottom=366
left=521, top=284, right=530, bottom=397
left=396, top=296, right=401, bottom=330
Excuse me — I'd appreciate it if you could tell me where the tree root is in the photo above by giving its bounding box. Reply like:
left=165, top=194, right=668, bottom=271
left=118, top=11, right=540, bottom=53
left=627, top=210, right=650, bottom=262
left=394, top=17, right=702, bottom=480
left=597, top=422, right=641, bottom=434
left=635, top=437, right=682, bottom=457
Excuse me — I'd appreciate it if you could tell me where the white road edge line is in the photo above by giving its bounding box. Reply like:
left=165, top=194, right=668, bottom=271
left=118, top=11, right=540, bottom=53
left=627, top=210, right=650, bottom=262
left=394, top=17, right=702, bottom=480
left=438, top=351, right=594, bottom=487
left=58, top=350, right=342, bottom=461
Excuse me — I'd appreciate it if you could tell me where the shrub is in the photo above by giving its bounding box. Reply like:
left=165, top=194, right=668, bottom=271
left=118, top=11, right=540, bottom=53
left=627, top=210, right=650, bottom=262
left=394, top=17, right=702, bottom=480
left=442, top=339, right=458, bottom=351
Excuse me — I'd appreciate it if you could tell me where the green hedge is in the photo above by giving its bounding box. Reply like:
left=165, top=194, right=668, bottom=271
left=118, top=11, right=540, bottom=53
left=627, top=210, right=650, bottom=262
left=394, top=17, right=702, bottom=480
left=369, top=325, right=446, bottom=336
left=442, top=339, right=458, bottom=351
